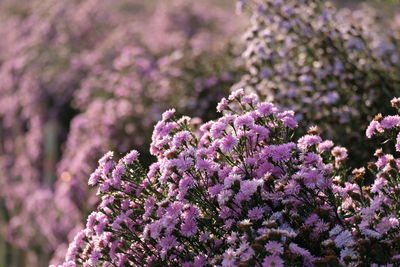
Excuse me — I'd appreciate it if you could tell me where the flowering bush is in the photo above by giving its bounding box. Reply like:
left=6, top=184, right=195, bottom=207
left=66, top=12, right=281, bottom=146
left=51, top=1, right=242, bottom=263
left=235, top=0, right=400, bottom=165
left=0, top=0, right=242, bottom=265
left=2, top=0, right=400, bottom=266
left=60, top=90, right=400, bottom=266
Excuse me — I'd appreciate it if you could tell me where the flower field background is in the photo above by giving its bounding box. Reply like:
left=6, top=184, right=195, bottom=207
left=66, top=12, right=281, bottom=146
left=0, top=0, right=399, bottom=266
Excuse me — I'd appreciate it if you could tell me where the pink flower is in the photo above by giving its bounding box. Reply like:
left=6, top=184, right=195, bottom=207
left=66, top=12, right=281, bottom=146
left=371, top=177, right=387, bottom=193
left=397, top=133, right=400, bottom=152
left=298, top=134, right=322, bottom=150
left=366, top=120, right=383, bottom=138
left=228, top=88, right=244, bottom=100
left=317, top=140, right=334, bottom=153
left=217, top=97, right=229, bottom=112
left=331, top=146, right=348, bottom=161
left=391, top=97, right=400, bottom=108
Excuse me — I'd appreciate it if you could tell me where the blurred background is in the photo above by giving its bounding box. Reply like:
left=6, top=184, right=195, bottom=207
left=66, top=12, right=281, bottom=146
left=0, top=0, right=398, bottom=266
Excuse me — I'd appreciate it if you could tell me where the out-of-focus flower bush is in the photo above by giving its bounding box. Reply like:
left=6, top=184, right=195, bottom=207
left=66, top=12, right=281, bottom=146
left=235, top=0, right=400, bottom=166
left=0, top=0, right=243, bottom=265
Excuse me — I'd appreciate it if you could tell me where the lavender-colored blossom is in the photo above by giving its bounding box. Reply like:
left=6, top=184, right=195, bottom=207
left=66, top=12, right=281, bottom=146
left=220, top=135, right=238, bottom=153
left=61, top=96, right=400, bottom=266
left=297, top=134, right=322, bottom=150
left=262, top=255, right=284, bottom=267
left=234, top=114, right=255, bottom=128
left=122, top=150, right=139, bottom=165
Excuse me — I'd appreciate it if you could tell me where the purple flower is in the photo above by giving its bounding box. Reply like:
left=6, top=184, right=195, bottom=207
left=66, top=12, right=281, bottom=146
left=208, top=184, right=224, bottom=197
left=173, top=131, right=192, bottom=148
left=265, top=241, right=284, bottom=255
left=371, top=177, right=387, bottom=193
left=376, top=216, right=399, bottom=235
left=297, top=134, right=322, bottom=150
left=366, top=120, right=383, bottom=138
left=260, top=67, right=272, bottom=78
left=180, top=219, right=198, bottom=237
left=195, top=158, right=216, bottom=172
left=210, top=122, right=226, bottom=138
left=257, top=103, right=277, bottom=116
left=302, top=169, right=325, bottom=189
left=88, top=168, right=102, bottom=186
left=162, top=109, right=176, bottom=121
left=278, top=111, right=298, bottom=129
left=248, top=207, right=265, bottom=221
left=241, top=93, right=258, bottom=105
left=334, top=230, right=354, bottom=248
left=288, top=243, right=313, bottom=260
left=220, top=135, right=237, bottom=153
left=251, top=125, right=270, bottom=140
left=240, top=179, right=261, bottom=197
left=159, top=235, right=178, bottom=250
left=88, top=249, right=101, bottom=266
left=228, top=88, right=244, bottom=100
left=262, top=255, right=284, bottom=267
left=234, top=114, right=255, bottom=129
left=381, top=115, right=400, bottom=129
left=122, top=150, right=139, bottom=164
left=111, top=164, right=126, bottom=188
left=99, top=151, right=114, bottom=165
left=264, top=143, right=295, bottom=162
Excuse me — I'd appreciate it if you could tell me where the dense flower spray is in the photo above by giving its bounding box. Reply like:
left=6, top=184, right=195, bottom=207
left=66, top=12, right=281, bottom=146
left=2, top=0, right=400, bottom=266
left=59, top=91, right=400, bottom=266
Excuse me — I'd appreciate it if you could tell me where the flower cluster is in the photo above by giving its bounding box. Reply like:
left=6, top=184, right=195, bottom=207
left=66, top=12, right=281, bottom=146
left=0, top=0, right=242, bottom=265
left=2, top=0, right=400, bottom=266
left=60, top=91, right=400, bottom=266
left=235, top=0, right=400, bottom=165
